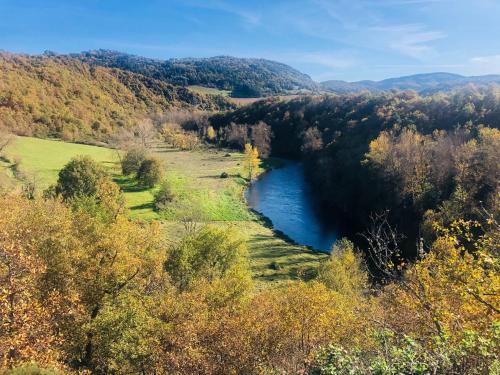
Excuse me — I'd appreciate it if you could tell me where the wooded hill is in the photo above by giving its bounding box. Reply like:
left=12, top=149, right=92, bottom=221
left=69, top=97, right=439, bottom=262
left=210, top=88, right=500, bottom=255
left=0, top=53, right=235, bottom=142
left=321, top=72, right=500, bottom=94
left=71, top=50, right=318, bottom=97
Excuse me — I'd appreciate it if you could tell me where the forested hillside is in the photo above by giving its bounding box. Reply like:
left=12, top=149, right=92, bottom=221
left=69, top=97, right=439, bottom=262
left=210, top=89, right=500, bottom=254
left=0, top=53, right=234, bottom=142
left=72, top=50, right=318, bottom=97
left=321, top=72, right=500, bottom=94
left=1, top=76, right=499, bottom=374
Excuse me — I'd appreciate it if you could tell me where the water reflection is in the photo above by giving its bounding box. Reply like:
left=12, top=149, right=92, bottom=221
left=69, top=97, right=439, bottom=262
left=245, top=161, right=339, bottom=252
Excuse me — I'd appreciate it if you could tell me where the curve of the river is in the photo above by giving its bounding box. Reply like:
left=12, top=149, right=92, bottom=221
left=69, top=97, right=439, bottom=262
left=245, top=161, right=340, bottom=252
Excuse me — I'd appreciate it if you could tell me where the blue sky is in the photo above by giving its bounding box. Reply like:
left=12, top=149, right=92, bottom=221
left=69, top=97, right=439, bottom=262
left=1, top=0, right=499, bottom=81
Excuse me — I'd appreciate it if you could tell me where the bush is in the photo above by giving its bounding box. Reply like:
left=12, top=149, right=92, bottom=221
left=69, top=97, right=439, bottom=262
left=220, top=172, right=229, bottom=178
left=55, top=156, right=107, bottom=199
left=137, top=157, right=163, bottom=188
left=121, top=148, right=147, bottom=176
left=269, top=261, right=282, bottom=270
left=154, top=179, right=175, bottom=211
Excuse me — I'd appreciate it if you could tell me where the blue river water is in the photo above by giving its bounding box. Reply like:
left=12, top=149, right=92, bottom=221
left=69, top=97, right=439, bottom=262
left=245, top=161, right=339, bottom=252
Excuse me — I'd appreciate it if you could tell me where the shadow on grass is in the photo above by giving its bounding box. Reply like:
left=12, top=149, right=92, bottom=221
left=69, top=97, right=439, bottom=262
left=102, top=161, right=119, bottom=166
left=130, top=202, right=155, bottom=211
left=113, top=175, right=150, bottom=193
left=155, top=148, right=181, bottom=153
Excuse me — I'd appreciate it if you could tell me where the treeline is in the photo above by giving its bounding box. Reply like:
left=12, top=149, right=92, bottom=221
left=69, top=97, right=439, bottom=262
left=210, top=89, right=500, bottom=255
left=0, top=53, right=234, bottom=143
left=1, top=155, right=498, bottom=374
left=72, top=50, right=318, bottom=97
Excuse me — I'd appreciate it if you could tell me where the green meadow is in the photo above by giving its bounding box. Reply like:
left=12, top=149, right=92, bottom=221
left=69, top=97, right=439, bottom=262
left=3, top=136, right=324, bottom=286
left=188, top=85, right=231, bottom=97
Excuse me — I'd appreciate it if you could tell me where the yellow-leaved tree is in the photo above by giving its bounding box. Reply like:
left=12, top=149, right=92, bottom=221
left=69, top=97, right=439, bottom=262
left=243, top=143, right=260, bottom=180
left=206, top=125, right=216, bottom=141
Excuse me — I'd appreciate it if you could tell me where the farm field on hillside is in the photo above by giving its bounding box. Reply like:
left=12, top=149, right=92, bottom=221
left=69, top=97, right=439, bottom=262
left=4, top=136, right=324, bottom=286
left=188, top=85, right=231, bottom=97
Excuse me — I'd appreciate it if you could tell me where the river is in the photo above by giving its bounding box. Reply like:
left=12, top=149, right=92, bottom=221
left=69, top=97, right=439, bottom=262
left=245, top=161, right=341, bottom=252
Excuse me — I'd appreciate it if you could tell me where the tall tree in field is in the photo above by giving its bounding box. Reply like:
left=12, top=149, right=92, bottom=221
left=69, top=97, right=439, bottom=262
left=243, top=143, right=260, bottom=180
left=206, top=125, right=216, bottom=141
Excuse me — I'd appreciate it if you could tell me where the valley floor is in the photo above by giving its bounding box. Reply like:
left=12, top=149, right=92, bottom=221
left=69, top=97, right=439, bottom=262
left=1, top=136, right=324, bottom=287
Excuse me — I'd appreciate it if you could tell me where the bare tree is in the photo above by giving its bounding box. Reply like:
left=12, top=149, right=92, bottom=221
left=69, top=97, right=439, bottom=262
left=109, top=119, right=157, bottom=166
left=362, top=211, right=446, bottom=337
left=134, top=119, right=157, bottom=149
left=251, top=121, right=273, bottom=158
left=361, top=211, right=406, bottom=282
left=300, top=127, right=323, bottom=154
left=226, top=122, right=248, bottom=149
left=109, top=127, right=136, bottom=164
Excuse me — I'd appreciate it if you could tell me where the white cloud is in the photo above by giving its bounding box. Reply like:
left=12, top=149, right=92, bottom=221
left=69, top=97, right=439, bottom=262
left=372, top=24, right=446, bottom=59
left=468, top=54, right=500, bottom=74
left=180, top=0, right=261, bottom=26
left=291, top=52, right=359, bottom=69
left=285, top=1, right=447, bottom=61
left=470, top=54, right=500, bottom=64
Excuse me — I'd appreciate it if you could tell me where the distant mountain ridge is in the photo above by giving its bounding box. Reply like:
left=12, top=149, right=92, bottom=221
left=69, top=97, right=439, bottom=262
left=70, top=50, right=318, bottom=98
left=321, top=72, right=500, bottom=94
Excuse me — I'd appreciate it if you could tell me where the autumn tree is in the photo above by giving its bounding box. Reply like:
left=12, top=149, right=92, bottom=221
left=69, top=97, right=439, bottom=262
left=0, top=196, right=65, bottom=370
left=317, top=238, right=368, bottom=299
left=366, top=128, right=434, bottom=207
left=243, top=143, right=259, bottom=180
left=374, top=215, right=499, bottom=349
left=206, top=125, right=216, bottom=141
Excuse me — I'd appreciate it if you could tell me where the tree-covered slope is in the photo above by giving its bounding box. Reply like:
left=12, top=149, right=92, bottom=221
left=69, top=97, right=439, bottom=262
left=0, top=53, right=234, bottom=141
left=72, top=50, right=318, bottom=97
left=321, top=72, right=500, bottom=94
left=210, top=89, right=500, bottom=254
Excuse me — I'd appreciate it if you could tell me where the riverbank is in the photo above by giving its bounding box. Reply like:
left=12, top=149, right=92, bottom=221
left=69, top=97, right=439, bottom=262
left=246, top=160, right=340, bottom=252
left=3, top=136, right=325, bottom=287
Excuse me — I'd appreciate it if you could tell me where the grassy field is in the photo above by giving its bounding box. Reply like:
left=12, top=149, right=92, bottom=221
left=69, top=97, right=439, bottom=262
left=188, top=85, right=231, bottom=97
left=3, top=136, right=325, bottom=287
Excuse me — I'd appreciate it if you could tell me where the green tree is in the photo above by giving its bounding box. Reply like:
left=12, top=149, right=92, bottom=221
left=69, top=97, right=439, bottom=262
left=54, top=156, right=124, bottom=221
left=164, top=225, right=250, bottom=291
left=121, top=147, right=147, bottom=176
left=137, top=157, right=163, bottom=188
left=153, top=179, right=175, bottom=211
left=55, top=156, right=106, bottom=199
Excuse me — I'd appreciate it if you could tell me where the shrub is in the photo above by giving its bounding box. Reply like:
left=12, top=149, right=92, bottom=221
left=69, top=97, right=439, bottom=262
left=220, top=172, right=229, bottom=178
left=154, top=179, right=175, bottom=211
left=137, top=157, right=163, bottom=188
left=121, top=148, right=147, bottom=176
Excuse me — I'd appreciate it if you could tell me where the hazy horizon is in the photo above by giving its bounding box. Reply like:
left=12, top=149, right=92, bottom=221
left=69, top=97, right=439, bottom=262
left=1, top=0, right=500, bottom=81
